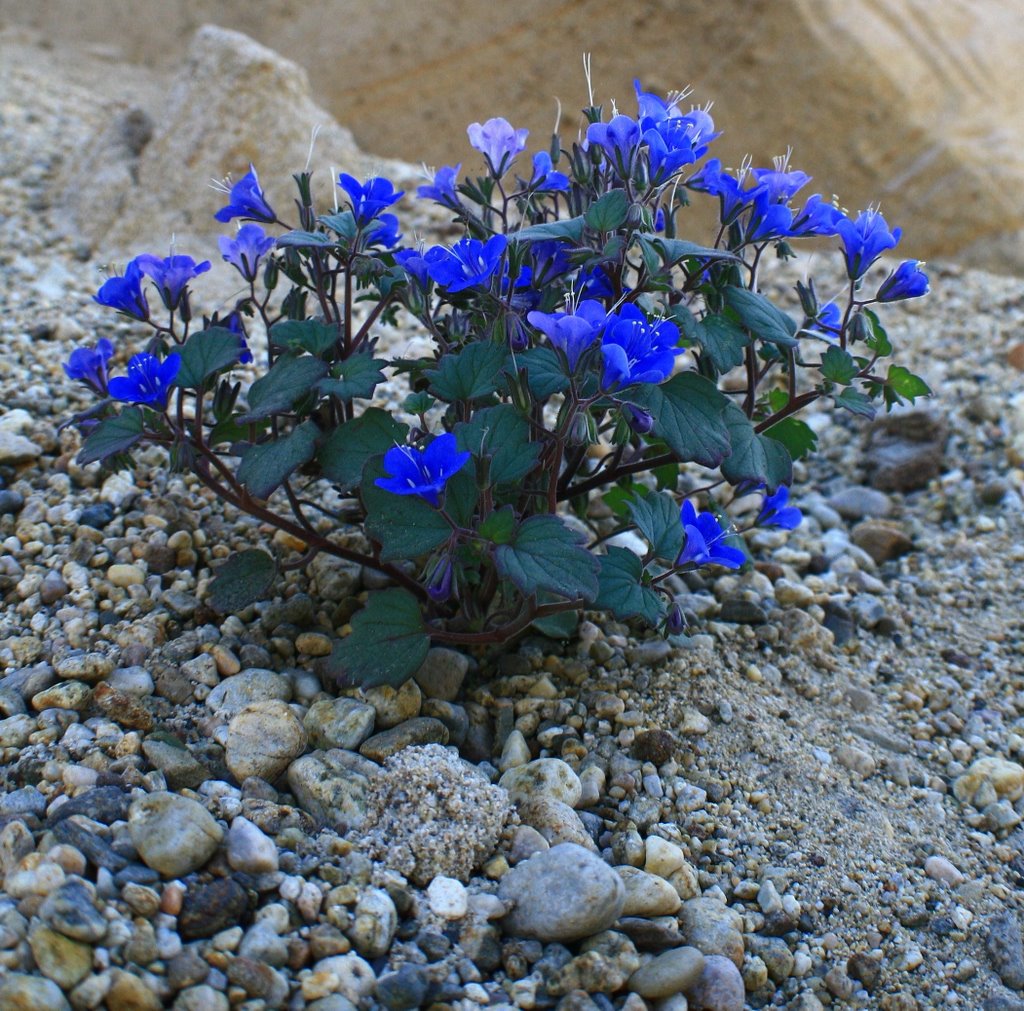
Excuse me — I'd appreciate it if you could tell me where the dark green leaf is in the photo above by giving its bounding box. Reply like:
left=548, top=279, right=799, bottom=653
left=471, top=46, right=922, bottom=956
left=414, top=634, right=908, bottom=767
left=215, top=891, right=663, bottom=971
left=237, top=421, right=319, bottom=499
left=531, top=607, right=580, bottom=639
left=636, top=234, right=739, bottom=267
left=318, top=211, right=357, bottom=240
left=723, top=286, right=798, bottom=347
left=318, top=408, right=407, bottom=492
left=862, top=308, right=892, bottom=356
left=834, top=387, right=877, bottom=418
left=694, top=314, right=751, bottom=374
left=427, top=342, right=507, bottom=402
left=478, top=506, right=516, bottom=544
left=515, top=217, right=586, bottom=243
left=628, top=491, right=684, bottom=562
left=653, top=462, right=680, bottom=491
left=764, top=417, right=818, bottom=462
left=327, top=589, right=429, bottom=689
left=510, top=346, right=570, bottom=399
left=495, top=515, right=599, bottom=601
left=361, top=457, right=454, bottom=561
left=820, top=346, right=859, bottom=385
left=595, top=547, right=664, bottom=623
left=208, top=549, right=277, bottom=613
left=627, top=372, right=731, bottom=468
left=602, top=484, right=634, bottom=517
left=317, top=354, right=387, bottom=401
left=404, top=391, right=436, bottom=414
left=237, top=354, right=328, bottom=422
left=585, top=189, right=629, bottom=231
left=720, top=403, right=793, bottom=490
left=77, top=408, right=144, bottom=465
left=270, top=320, right=339, bottom=356
left=455, top=404, right=540, bottom=485
left=276, top=229, right=337, bottom=248
left=176, top=327, right=241, bottom=389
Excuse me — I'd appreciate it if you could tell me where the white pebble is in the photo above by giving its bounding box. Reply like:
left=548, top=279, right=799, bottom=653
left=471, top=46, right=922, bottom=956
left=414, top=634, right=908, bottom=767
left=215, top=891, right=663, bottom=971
left=426, top=876, right=469, bottom=919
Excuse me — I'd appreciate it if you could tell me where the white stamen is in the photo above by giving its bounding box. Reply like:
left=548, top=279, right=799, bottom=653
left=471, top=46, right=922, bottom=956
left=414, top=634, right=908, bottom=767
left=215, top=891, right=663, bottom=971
left=305, top=125, right=322, bottom=173
left=583, top=53, right=594, bottom=108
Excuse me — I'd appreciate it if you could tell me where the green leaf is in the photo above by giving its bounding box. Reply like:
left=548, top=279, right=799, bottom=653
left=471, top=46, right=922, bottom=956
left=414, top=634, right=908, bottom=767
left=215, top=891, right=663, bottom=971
left=237, top=421, right=319, bottom=499
left=361, top=457, right=454, bottom=561
left=237, top=354, right=328, bottom=423
left=834, top=387, right=877, bottom=418
left=404, top=391, right=435, bottom=414
left=636, top=234, right=739, bottom=267
left=495, top=515, right=599, bottom=601
left=595, top=547, right=664, bottom=624
left=862, top=308, right=892, bottom=356
left=820, top=346, right=859, bottom=385
left=276, top=229, right=337, bottom=249
left=77, top=408, right=145, bottom=465
left=531, top=607, right=580, bottom=639
left=176, top=327, right=242, bottom=389
left=427, top=342, right=507, bottom=402
left=764, top=417, right=818, bottom=462
left=509, top=346, right=570, bottom=399
left=515, top=217, right=586, bottom=243
left=327, top=589, right=429, bottom=689
left=627, top=372, right=731, bottom=468
left=478, top=506, right=516, bottom=544
left=723, top=286, right=798, bottom=347
left=585, top=189, right=629, bottom=231
left=318, top=408, right=408, bottom=492
left=317, top=354, right=387, bottom=401
left=208, top=549, right=277, bottom=613
left=602, top=484, right=634, bottom=517
left=694, top=314, right=751, bottom=374
left=319, top=211, right=357, bottom=241
left=270, top=319, right=339, bottom=356
left=720, top=403, right=793, bottom=490
left=884, top=365, right=932, bottom=405
left=628, top=491, right=684, bottom=562
left=455, top=404, right=540, bottom=485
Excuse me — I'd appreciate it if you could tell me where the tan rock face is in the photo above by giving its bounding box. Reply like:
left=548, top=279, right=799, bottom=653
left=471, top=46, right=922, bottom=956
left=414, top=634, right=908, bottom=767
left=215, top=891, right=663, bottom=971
left=13, top=1, right=1024, bottom=269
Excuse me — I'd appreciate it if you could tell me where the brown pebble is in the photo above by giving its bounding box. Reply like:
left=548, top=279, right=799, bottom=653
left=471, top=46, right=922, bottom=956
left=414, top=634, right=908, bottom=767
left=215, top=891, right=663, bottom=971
left=632, top=729, right=677, bottom=766
left=160, top=882, right=184, bottom=915
left=1008, top=342, right=1024, bottom=371
left=94, top=683, right=154, bottom=731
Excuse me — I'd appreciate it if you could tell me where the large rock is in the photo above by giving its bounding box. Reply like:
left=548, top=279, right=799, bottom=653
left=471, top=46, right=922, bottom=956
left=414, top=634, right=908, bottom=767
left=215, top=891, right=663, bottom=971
left=499, top=842, right=625, bottom=942
left=57, top=24, right=418, bottom=257
left=22, top=5, right=1024, bottom=270
left=128, top=792, right=223, bottom=877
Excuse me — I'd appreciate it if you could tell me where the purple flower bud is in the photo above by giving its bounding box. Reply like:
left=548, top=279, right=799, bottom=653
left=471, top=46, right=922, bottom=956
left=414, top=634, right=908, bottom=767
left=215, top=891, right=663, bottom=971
left=625, top=405, right=654, bottom=434
left=467, top=118, right=529, bottom=177
left=63, top=338, right=114, bottom=394
left=427, top=556, right=455, bottom=602
left=666, top=602, right=686, bottom=636
left=876, top=259, right=929, bottom=302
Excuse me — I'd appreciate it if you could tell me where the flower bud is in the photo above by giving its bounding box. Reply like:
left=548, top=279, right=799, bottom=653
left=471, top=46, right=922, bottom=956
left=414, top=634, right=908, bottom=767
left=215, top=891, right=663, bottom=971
left=625, top=405, right=654, bottom=435
left=795, top=279, right=819, bottom=319
left=427, top=556, right=454, bottom=602
left=626, top=202, right=648, bottom=231
left=848, top=311, right=871, bottom=344
left=263, top=256, right=279, bottom=291
left=666, top=602, right=686, bottom=636
left=568, top=411, right=597, bottom=447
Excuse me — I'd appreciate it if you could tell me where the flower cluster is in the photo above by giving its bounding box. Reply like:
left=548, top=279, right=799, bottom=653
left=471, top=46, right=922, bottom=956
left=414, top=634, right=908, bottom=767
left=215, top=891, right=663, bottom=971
left=63, top=77, right=929, bottom=688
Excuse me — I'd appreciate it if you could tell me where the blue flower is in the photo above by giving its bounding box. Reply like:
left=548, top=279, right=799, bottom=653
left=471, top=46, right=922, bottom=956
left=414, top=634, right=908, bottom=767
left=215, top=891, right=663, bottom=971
left=677, top=107, right=719, bottom=158
left=756, top=486, right=802, bottom=530
left=467, top=118, right=529, bottom=177
left=688, top=159, right=756, bottom=224
left=338, top=174, right=404, bottom=228
left=789, top=194, right=844, bottom=238
left=135, top=254, right=211, bottom=311
left=63, top=338, right=114, bottom=394
left=586, top=115, right=641, bottom=175
left=529, top=152, right=570, bottom=192
left=417, top=164, right=462, bottom=208
left=634, top=79, right=682, bottom=125
left=214, top=311, right=253, bottom=365
left=395, top=249, right=432, bottom=289
left=94, top=259, right=149, bottom=320
left=575, top=264, right=616, bottom=299
left=214, top=165, right=276, bottom=224
left=836, top=208, right=901, bottom=280
left=877, top=259, right=929, bottom=302
left=423, top=234, right=508, bottom=293
left=805, top=301, right=842, bottom=342
left=600, top=305, right=682, bottom=389
left=375, top=432, right=471, bottom=507
left=219, top=224, right=276, bottom=282
left=107, top=353, right=181, bottom=407
left=643, top=120, right=699, bottom=184
left=527, top=299, right=608, bottom=370
left=528, top=240, right=572, bottom=288
left=368, top=213, right=402, bottom=249
left=746, top=191, right=795, bottom=242
left=750, top=166, right=811, bottom=204
left=677, top=500, right=745, bottom=569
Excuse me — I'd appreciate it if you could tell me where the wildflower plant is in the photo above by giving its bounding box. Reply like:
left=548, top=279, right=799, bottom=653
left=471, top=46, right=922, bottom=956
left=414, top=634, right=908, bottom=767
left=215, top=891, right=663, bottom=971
left=67, top=79, right=930, bottom=687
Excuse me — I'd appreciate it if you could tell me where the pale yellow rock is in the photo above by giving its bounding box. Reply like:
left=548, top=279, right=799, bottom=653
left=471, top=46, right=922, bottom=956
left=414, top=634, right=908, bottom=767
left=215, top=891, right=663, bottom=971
left=617, top=866, right=682, bottom=917
left=644, top=835, right=686, bottom=878
left=953, top=757, right=1024, bottom=803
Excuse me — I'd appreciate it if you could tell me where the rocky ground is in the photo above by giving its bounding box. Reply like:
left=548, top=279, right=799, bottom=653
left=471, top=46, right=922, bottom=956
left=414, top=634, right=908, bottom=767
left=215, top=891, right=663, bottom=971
left=3, top=27, right=1024, bottom=1011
